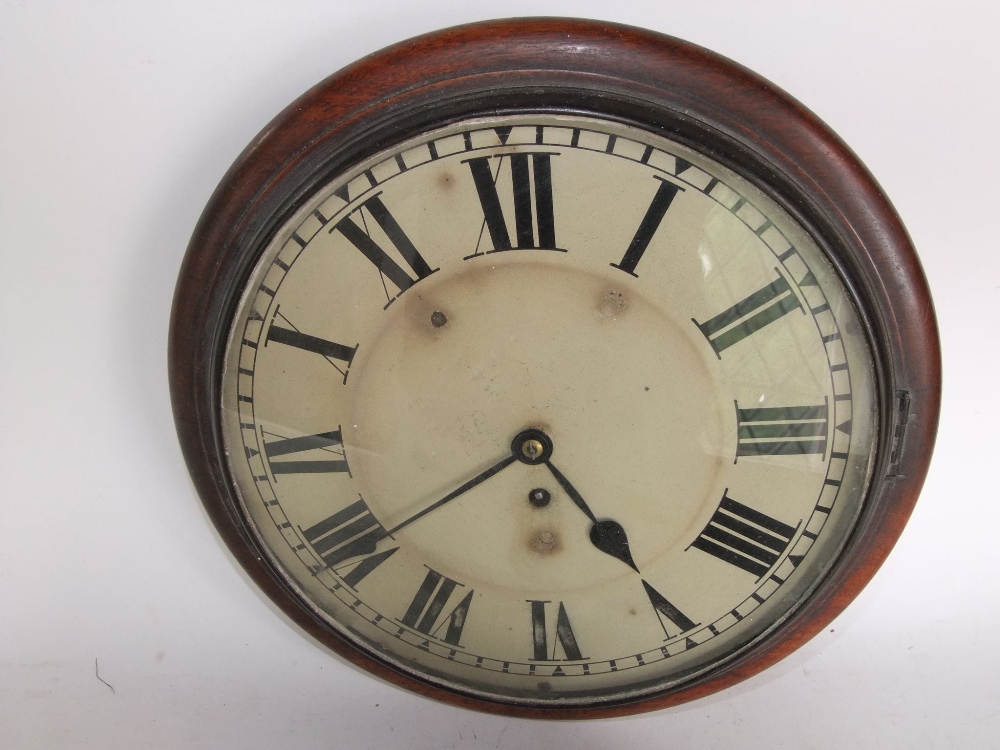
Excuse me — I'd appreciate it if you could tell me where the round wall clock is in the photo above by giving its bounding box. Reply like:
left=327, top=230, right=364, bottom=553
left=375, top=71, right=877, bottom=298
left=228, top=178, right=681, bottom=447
left=169, top=19, right=940, bottom=717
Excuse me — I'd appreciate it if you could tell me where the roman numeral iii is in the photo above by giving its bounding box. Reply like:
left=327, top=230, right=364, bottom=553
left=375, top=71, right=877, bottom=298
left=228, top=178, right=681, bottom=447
left=691, top=492, right=797, bottom=578
left=465, top=153, right=559, bottom=253
left=401, top=568, right=474, bottom=646
left=737, top=402, right=828, bottom=457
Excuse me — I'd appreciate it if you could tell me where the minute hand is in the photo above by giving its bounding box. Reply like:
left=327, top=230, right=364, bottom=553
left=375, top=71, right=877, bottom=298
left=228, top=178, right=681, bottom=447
left=544, top=460, right=639, bottom=572
left=382, top=454, right=517, bottom=537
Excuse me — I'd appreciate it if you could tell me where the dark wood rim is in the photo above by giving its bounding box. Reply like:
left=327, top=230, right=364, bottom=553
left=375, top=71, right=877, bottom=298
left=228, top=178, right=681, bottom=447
left=169, top=18, right=941, bottom=719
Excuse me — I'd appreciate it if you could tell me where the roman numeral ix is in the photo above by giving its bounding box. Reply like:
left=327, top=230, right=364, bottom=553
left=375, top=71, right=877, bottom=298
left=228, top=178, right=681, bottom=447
left=263, top=427, right=351, bottom=476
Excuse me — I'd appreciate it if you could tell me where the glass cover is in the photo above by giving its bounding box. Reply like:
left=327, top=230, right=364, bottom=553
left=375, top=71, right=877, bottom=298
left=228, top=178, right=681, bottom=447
left=220, top=115, right=878, bottom=705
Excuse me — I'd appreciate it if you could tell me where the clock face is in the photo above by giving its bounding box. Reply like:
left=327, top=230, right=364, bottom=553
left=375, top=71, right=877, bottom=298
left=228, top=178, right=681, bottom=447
left=218, top=113, right=878, bottom=706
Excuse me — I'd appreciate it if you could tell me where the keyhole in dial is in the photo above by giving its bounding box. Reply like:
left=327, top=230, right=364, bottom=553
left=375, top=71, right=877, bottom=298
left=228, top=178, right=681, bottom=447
left=528, top=488, right=551, bottom=507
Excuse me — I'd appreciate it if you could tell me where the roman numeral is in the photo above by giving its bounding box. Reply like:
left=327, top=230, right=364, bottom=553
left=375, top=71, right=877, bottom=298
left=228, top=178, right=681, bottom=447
left=691, top=492, right=797, bottom=578
left=611, top=177, right=683, bottom=277
left=263, top=427, right=350, bottom=476
left=694, top=272, right=803, bottom=355
left=641, top=580, right=697, bottom=639
left=331, top=193, right=437, bottom=302
left=528, top=600, right=585, bottom=661
left=401, top=568, right=474, bottom=646
left=265, top=308, right=357, bottom=383
left=266, top=325, right=357, bottom=366
left=737, top=402, right=828, bottom=457
left=301, top=497, right=398, bottom=588
left=465, top=153, right=559, bottom=253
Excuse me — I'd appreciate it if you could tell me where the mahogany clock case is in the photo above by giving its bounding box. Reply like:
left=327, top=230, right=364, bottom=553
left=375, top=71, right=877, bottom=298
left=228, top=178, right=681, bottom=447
left=169, top=19, right=940, bottom=718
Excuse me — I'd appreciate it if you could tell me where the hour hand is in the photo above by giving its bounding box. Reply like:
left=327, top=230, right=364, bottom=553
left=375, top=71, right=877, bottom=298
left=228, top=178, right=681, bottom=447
left=544, top=459, right=639, bottom=572
left=588, top=518, right=639, bottom=573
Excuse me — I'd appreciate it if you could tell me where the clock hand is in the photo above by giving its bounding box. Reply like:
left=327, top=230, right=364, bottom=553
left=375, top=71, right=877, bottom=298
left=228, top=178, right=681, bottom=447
left=543, top=460, right=640, bottom=573
left=382, top=453, right=517, bottom=537
left=378, top=429, right=639, bottom=574
left=379, top=428, right=563, bottom=540
left=542, top=460, right=597, bottom=524
left=376, top=428, right=561, bottom=542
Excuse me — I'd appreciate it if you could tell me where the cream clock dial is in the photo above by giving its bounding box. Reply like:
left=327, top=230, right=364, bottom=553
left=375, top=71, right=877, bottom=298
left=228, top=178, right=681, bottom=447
left=171, top=19, right=938, bottom=717
left=219, top=114, right=876, bottom=705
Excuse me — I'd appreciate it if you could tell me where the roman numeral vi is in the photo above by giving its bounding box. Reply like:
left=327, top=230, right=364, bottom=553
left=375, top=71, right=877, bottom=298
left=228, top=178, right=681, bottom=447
left=528, top=600, right=585, bottom=661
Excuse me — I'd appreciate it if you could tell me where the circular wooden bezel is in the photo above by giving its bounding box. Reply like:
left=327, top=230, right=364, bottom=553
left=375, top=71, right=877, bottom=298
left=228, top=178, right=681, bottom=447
left=169, top=18, right=940, bottom=718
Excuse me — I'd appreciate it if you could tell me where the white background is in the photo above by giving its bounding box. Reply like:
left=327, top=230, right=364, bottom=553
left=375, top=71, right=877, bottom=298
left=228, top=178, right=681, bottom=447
left=2, top=1, right=997, bottom=747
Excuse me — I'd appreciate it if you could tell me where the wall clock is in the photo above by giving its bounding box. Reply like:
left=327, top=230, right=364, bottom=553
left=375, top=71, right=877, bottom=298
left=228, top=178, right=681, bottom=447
left=169, top=18, right=940, bottom=717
